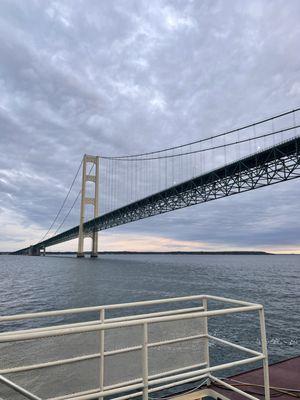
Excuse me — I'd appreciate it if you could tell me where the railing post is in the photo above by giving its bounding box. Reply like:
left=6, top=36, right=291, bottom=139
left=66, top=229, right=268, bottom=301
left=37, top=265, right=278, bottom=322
left=142, top=323, right=149, bottom=400
left=259, top=308, right=270, bottom=400
left=99, top=309, right=105, bottom=400
left=203, top=297, right=210, bottom=370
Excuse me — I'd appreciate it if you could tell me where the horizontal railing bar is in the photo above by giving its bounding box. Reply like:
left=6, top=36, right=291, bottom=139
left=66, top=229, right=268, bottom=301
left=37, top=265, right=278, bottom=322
left=104, top=345, right=142, bottom=356
left=0, top=307, right=204, bottom=337
left=205, top=295, right=259, bottom=307
left=0, top=374, right=42, bottom=400
left=0, top=295, right=206, bottom=322
left=148, top=333, right=206, bottom=347
left=0, top=307, right=104, bottom=322
left=100, top=390, right=143, bottom=400
left=0, top=353, right=101, bottom=374
left=103, top=362, right=208, bottom=391
left=103, top=374, right=210, bottom=400
left=148, top=373, right=209, bottom=395
left=210, top=375, right=261, bottom=400
left=0, top=305, right=262, bottom=342
left=149, top=355, right=264, bottom=386
left=47, top=388, right=100, bottom=400
left=48, top=388, right=101, bottom=400
left=208, top=335, right=262, bottom=356
left=101, top=295, right=205, bottom=309
left=0, top=320, right=101, bottom=337
left=54, top=389, right=143, bottom=400
left=103, top=378, right=142, bottom=391
left=0, top=346, right=142, bottom=374
left=69, top=381, right=145, bottom=398
left=49, top=373, right=210, bottom=400
left=0, top=295, right=259, bottom=323
left=109, top=306, right=205, bottom=322
left=203, top=355, right=265, bottom=375
left=150, top=362, right=207, bottom=380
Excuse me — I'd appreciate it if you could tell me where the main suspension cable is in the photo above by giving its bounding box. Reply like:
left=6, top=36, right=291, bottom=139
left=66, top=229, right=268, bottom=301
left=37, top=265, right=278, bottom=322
left=103, top=124, right=300, bottom=162
left=101, top=107, right=300, bottom=160
left=52, top=190, right=81, bottom=236
left=51, top=164, right=95, bottom=237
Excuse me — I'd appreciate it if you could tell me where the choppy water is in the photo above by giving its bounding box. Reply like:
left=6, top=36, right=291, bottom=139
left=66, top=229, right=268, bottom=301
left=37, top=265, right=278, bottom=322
left=0, top=254, right=299, bottom=398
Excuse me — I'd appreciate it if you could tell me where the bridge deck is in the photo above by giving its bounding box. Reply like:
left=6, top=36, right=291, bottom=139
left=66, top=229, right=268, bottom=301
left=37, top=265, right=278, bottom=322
left=14, top=136, right=300, bottom=254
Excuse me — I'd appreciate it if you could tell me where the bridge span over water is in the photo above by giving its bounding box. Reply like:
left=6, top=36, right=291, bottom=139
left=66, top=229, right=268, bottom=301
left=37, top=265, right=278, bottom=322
left=14, top=108, right=300, bottom=256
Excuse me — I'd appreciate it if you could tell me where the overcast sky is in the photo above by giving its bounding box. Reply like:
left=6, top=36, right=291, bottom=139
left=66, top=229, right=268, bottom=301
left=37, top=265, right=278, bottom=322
left=1, top=0, right=300, bottom=253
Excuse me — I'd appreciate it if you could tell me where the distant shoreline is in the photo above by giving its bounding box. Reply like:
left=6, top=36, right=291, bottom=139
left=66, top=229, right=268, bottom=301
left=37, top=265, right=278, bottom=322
left=50, top=251, right=273, bottom=255
left=2, top=251, right=299, bottom=255
left=0, top=250, right=277, bottom=255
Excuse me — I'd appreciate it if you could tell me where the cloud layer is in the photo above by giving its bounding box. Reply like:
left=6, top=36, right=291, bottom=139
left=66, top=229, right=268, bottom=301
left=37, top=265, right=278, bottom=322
left=1, top=0, right=300, bottom=252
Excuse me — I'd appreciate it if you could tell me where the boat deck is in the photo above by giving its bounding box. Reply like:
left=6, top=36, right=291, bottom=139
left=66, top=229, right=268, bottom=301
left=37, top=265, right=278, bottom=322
left=175, top=356, right=300, bottom=400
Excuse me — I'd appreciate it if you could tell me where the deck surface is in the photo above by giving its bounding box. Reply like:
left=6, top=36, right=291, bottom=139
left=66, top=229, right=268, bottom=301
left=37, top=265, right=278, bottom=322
left=174, top=356, right=300, bottom=400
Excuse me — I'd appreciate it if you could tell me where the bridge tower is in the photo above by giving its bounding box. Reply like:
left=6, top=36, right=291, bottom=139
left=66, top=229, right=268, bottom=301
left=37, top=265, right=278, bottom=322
left=77, top=154, right=99, bottom=258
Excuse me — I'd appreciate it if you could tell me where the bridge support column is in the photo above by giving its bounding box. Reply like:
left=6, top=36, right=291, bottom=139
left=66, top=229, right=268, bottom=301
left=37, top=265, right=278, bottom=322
left=77, top=154, right=99, bottom=258
left=91, top=230, right=98, bottom=258
left=29, top=246, right=40, bottom=256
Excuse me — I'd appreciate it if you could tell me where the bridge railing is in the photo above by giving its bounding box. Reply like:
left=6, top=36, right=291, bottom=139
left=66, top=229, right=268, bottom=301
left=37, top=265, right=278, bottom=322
left=0, top=295, right=270, bottom=400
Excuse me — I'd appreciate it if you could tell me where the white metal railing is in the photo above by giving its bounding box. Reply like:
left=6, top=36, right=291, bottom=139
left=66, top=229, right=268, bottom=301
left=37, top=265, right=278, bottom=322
left=0, top=295, right=270, bottom=400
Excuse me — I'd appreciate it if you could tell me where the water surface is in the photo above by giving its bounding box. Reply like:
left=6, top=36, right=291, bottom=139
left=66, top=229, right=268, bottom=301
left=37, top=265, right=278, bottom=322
left=0, top=254, right=299, bottom=398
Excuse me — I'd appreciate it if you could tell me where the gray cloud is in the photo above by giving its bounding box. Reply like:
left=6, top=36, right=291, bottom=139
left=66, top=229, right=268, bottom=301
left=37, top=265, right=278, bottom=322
left=1, top=0, right=300, bottom=252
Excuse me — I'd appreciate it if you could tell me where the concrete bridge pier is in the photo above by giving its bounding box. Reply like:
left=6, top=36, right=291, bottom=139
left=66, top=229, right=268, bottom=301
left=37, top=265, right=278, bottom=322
left=91, top=230, right=98, bottom=258
left=29, top=246, right=41, bottom=256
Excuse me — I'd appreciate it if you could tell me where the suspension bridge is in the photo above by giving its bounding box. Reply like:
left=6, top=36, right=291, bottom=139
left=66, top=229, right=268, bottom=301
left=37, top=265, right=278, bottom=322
left=14, top=107, right=300, bottom=256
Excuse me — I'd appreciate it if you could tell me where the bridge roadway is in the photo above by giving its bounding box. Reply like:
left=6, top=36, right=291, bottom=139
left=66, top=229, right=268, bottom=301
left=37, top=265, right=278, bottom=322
left=14, top=136, right=300, bottom=255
